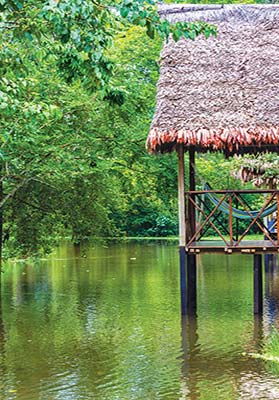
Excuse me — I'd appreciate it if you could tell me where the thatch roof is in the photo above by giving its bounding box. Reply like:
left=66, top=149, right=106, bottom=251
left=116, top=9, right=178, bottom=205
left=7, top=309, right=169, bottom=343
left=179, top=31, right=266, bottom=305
left=147, top=4, right=279, bottom=156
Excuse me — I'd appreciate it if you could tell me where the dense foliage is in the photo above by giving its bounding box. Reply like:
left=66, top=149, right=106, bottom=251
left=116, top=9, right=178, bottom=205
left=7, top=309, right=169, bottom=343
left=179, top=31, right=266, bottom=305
left=0, top=0, right=218, bottom=256
left=0, top=0, right=276, bottom=257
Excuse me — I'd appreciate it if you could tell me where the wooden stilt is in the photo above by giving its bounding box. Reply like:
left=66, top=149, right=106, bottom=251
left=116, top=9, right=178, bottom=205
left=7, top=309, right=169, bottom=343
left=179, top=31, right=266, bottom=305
left=178, top=145, right=186, bottom=314
left=178, top=145, right=186, bottom=247
left=180, top=252, right=197, bottom=315
left=189, top=147, right=196, bottom=238
left=187, top=254, right=197, bottom=315
left=254, top=254, right=263, bottom=314
left=178, top=146, right=197, bottom=315
left=180, top=247, right=187, bottom=315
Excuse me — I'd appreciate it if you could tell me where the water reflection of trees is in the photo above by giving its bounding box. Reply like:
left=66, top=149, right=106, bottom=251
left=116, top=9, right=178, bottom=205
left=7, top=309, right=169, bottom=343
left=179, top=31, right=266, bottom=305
left=0, top=243, right=182, bottom=399
left=2, top=246, right=279, bottom=399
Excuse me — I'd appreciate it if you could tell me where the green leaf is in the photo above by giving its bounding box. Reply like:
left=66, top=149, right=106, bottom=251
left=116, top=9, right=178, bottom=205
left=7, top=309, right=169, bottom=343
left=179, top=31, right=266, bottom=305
left=172, top=29, right=181, bottom=42
left=146, top=21, right=155, bottom=39
left=120, top=6, right=129, bottom=18
left=24, top=32, right=33, bottom=41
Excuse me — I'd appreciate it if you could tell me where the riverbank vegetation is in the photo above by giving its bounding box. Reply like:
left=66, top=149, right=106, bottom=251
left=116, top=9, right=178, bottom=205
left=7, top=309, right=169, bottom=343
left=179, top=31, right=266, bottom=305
left=0, top=0, right=276, bottom=258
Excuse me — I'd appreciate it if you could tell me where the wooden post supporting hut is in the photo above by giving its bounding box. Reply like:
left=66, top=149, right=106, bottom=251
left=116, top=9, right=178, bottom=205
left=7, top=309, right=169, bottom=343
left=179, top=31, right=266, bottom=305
left=178, top=145, right=197, bottom=315
left=146, top=4, right=279, bottom=315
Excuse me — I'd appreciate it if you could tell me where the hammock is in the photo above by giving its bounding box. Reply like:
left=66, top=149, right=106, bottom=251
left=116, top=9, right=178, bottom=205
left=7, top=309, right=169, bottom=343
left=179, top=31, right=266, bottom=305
left=203, top=183, right=278, bottom=220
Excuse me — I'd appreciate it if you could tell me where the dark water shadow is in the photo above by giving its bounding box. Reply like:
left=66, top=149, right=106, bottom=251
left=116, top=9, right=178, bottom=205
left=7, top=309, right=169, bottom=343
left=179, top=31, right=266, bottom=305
left=180, top=315, right=200, bottom=400
left=253, top=314, right=264, bottom=352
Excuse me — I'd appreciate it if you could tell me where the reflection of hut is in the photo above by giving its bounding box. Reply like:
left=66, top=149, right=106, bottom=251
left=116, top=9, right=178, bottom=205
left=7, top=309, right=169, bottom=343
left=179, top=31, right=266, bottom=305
left=146, top=4, right=279, bottom=315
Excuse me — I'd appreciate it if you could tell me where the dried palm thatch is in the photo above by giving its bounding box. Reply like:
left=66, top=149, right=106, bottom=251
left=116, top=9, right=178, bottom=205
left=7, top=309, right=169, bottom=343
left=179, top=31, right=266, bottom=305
left=147, top=4, right=279, bottom=157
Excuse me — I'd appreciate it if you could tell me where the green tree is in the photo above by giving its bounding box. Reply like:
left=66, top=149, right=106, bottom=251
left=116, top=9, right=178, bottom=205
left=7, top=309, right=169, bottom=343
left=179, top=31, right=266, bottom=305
left=0, top=1, right=217, bottom=257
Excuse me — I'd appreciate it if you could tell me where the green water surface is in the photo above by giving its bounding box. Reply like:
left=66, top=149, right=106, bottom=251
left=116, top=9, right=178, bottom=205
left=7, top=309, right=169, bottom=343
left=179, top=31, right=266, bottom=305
left=0, top=241, right=279, bottom=400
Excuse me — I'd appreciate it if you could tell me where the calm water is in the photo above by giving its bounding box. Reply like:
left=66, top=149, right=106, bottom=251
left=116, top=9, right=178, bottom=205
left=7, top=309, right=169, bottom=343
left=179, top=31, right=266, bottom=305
left=0, top=241, right=279, bottom=400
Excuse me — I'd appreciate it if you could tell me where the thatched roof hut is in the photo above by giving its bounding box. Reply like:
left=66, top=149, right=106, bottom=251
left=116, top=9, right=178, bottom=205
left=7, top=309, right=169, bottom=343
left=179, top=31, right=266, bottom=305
left=147, top=4, right=279, bottom=157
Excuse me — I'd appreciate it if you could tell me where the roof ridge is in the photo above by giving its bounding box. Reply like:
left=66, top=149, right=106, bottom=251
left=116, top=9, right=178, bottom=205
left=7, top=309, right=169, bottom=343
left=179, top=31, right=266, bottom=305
left=158, top=4, right=279, bottom=13
left=158, top=4, right=279, bottom=24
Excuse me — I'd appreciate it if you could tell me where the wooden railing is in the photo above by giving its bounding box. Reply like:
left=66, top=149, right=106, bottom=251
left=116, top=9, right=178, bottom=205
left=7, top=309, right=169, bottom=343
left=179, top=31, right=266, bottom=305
left=185, top=189, right=279, bottom=249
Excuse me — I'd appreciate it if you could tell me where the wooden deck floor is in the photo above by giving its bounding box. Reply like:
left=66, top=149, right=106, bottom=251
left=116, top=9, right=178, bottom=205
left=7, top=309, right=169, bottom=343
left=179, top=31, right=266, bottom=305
left=186, top=240, right=279, bottom=254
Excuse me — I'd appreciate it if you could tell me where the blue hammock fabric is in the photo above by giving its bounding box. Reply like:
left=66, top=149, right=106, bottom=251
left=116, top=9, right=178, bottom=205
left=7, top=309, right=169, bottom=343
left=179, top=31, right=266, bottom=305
left=203, top=184, right=278, bottom=220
